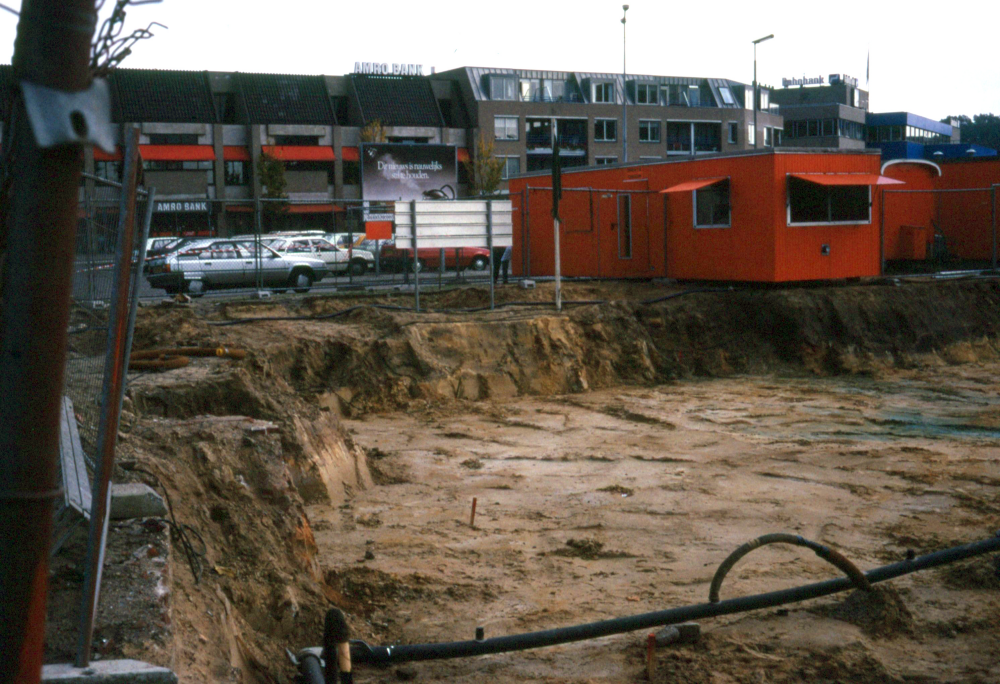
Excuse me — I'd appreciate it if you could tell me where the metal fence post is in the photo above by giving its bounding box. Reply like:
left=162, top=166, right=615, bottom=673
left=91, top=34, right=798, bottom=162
left=879, top=188, right=885, bottom=277
left=992, top=185, right=997, bottom=270
left=487, top=200, right=495, bottom=310
left=412, top=200, right=420, bottom=312
left=525, top=189, right=531, bottom=277
left=76, top=126, right=142, bottom=667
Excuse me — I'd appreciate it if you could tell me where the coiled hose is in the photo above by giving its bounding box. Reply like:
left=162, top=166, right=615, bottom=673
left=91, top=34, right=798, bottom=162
left=709, top=533, right=871, bottom=603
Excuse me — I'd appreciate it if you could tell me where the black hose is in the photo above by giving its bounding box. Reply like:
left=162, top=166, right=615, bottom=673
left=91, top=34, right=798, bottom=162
left=708, top=533, right=871, bottom=603
left=330, top=532, right=1000, bottom=666
left=296, top=653, right=324, bottom=684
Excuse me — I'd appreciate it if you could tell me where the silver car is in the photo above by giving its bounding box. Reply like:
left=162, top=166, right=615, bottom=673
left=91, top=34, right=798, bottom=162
left=145, top=238, right=328, bottom=295
left=262, top=235, right=374, bottom=275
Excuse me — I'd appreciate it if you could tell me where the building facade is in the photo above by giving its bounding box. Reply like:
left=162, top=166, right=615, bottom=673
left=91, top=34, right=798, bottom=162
left=771, top=76, right=869, bottom=150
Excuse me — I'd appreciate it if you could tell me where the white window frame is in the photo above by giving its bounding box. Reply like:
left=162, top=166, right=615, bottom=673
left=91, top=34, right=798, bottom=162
left=593, top=82, right=614, bottom=103
left=494, top=115, right=519, bottom=141
left=594, top=118, right=618, bottom=142
left=786, top=176, right=872, bottom=227
left=638, top=119, right=661, bottom=143
left=595, top=156, right=617, bottom=165
left=693, top=179, right=732, bottom=229
left=747, top=122, right=756, bottom=146
left=727, top=122, right=738, bottom=144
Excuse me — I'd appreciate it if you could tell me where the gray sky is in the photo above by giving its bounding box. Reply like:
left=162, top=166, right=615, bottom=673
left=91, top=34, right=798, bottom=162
left=1, top=1, right=997, bottom=120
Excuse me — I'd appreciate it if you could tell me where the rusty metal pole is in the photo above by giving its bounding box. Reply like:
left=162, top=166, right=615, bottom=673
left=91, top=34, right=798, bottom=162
left=0, top=1, right=97, bottom=682
left=76, top=127, right=141, bottom=667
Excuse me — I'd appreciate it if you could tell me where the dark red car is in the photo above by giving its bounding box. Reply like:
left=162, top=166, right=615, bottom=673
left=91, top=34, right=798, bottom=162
left=377, top=240, right=491, bottom=272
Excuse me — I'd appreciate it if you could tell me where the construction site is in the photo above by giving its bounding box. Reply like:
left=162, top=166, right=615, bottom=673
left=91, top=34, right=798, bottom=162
left=45, top=277, right=1000, bottom=683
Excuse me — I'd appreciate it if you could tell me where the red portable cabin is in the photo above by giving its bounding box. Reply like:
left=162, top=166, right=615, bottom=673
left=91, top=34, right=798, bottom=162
left=934, top=158, right=1000, bottom=260
left=508, top=149, right=900, bottom=283
left=880, top=160, right=941, bottom=261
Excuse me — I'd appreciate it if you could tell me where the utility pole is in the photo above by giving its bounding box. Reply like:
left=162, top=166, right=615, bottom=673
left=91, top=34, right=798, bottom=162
left=0, top=1, right=98, bottom=682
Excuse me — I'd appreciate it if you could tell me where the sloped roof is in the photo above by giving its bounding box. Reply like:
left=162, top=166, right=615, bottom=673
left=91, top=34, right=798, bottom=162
left=237, top=73, right=333, bottom=125
left=110, top=69, right=215, bottom=123
left=350, top=75, right=443, bottom=127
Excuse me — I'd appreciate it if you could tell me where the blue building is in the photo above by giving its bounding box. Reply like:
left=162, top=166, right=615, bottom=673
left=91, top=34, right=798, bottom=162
left=866, top=112, right=997, bottom=161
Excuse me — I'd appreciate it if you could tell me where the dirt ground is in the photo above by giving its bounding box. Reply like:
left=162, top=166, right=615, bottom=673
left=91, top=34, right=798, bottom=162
left=47, top=279, right=1000, bottom=683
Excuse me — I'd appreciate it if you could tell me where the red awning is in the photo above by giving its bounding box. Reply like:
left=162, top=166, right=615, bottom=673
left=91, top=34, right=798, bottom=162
left=94, top=146, right=123, bottom=161
left=223, top=146, right=251, bottom=162
left=341, top=146, right=360, bottom=162
left=457, top=148, right=470, bottom=163
left=660, top=177, right=727, bottom=193
left=140, top=145, right=216, bottom=162
left=789, top=173, right=905, bottom=186
left=288, top=204, right=335, bottom=214
left=262, top=145, right=336, bottom=161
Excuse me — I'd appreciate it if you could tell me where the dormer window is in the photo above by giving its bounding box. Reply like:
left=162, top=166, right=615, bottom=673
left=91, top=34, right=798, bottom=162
left=593, top=82, right=614, bottom=103
left=489, top=75, right=517, bottom=101
left=718, top=86, right=736, bottom=106
left=635, top=83, right=657, bottom=104
left=758, top=88, right=770, bottom=110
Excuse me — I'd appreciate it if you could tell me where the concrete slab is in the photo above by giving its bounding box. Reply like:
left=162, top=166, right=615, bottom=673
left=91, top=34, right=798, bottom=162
left=42, top=660, right=177, bottom=684
left=109, top=483, right=168, bottom=520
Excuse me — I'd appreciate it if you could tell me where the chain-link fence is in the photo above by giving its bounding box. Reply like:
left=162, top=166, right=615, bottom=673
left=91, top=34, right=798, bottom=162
left=882, top=186, right=998, bottom=274
left=63, top=178, right=151, bottom=472
left=138, top=195, right=526, bottom=304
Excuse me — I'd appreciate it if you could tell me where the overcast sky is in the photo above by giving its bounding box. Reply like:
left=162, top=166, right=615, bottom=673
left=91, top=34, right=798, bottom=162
left=1, top=1, right=997, bottom=121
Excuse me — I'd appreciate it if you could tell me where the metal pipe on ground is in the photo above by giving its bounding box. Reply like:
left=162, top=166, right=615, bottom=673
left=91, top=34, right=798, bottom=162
left=296, top=533, right=1000, bottom=667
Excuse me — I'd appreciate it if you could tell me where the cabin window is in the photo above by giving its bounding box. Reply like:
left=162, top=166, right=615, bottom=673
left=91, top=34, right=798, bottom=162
left=694, top=179, right=731, bottom=228
left=787, top=176, right=870, bottom=225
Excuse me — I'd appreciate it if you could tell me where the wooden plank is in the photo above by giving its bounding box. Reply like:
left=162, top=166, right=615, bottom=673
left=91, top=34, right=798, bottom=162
left=59, top=395, right=91, bottom=518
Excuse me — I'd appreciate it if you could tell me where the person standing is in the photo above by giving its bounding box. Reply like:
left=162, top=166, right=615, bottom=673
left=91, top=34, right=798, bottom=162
left=498, top=244, right=511, bottom=284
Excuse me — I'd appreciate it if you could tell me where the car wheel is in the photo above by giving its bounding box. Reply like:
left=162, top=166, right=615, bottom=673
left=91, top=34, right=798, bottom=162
left=185, top=280, right=205, bottom=297
left=470, top=256, right=488, bottom=271
left=348, top=259, right=367, bottom=276
left=290, top=270, right=314, bottom=293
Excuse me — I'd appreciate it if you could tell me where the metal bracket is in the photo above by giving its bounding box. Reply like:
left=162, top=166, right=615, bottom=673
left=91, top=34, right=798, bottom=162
left=21, top=78, right=117, bottom=153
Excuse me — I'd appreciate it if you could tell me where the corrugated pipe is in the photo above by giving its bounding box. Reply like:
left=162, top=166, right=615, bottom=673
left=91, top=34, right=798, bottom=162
left=297, top=532, right=1000, bottom=667
left=128, top=346, right=246, bottom=371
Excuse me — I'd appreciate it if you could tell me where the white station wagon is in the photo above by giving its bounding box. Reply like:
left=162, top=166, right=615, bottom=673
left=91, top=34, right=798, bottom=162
left=262, top=235, right=374, bottom=276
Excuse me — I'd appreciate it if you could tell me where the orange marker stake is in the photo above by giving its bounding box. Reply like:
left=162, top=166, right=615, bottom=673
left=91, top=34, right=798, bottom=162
left=470, top=497, right=478, bottom=528
left=646, top=632, right=656, bottom=680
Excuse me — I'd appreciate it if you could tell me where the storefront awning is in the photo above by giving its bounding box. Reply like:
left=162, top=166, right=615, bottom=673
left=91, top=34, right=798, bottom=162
left=457, top=148, right=470, bottom=163
left=223, top=146, right=251, bottom=162
left=262, top=145, right=336, bottom=161
left=94, top=147, right=123, bottom=161
left=789, top=173, right=905, bottom=186
left=660, top=177, right=727, bottom=193
left=341, top=146, right=360, bottom=162
left=140, top=145, right=216, bottom=162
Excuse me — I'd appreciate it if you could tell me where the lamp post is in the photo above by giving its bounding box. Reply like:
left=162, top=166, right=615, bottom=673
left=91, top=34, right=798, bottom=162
left=622, top=4, right=629, bottom=163
left=752, top=33, right=773, bottom=150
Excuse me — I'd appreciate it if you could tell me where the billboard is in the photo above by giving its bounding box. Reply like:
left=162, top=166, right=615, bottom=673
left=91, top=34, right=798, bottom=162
left=394, top=201, right=513, bottom=249
left=361, top=143, right=458, bottom=202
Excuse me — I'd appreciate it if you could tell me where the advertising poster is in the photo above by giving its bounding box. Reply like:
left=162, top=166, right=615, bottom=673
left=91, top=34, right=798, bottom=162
left=361, top=143, right=458, bottom=202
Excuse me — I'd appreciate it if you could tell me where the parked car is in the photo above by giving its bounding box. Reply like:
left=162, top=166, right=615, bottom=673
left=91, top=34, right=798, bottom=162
left=145, top=238, right=328, bottom=295
left=377, top=240, right=491, bottom=272
left=261, top=235, right=374, bottom=275
left=142, top=237, right=200, bottom=272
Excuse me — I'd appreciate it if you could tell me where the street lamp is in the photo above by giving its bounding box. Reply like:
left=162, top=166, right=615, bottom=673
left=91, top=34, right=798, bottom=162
left=752, top=33, right=774, bottom=150
left=622, top=4, right=629, bottom=163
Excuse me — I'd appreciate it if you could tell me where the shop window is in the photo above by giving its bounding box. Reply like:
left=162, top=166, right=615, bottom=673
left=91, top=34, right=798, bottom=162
left=728, top=122, right=739, bottom=144
left=618, top=194, right=632, bottom=259
left=636, top=83, right=657, bottom=104
left=148, top=133, right=199, bottom=145
left=225, top=160, right=248, bottom=186
left=788, top=176, right=869, bottom=225
left=639, top=120, right=660, bottom=143
left=343, top=160, right=360, bottom=185
left=593, top=82, right=614, bottom=103
left=500, top=156, right=520, bottom=180
left=595, top=156, right=617, bottom=165
left=95, top=161, right=121, bottom=183
left=494, top=115, right=519, bottom=141
left=489, top=75, right=517, bottom=101
left=594, top=119, right=617, bottom=142
left=694, top=179, right=731, bottom=228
